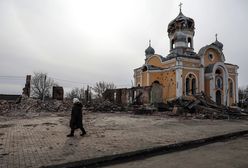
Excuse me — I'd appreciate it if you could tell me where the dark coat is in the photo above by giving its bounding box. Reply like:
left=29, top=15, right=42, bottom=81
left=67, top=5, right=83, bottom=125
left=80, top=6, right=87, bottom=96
left=70, top=102, right=83, bottom=129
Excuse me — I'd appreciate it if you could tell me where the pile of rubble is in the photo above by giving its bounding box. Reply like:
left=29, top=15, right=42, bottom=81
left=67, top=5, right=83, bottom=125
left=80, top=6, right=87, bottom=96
left=92, top=100, right=124, bottom=112
left=0, top=96, right=72, bottom=114
left=168, top=93, right=248, bottom=119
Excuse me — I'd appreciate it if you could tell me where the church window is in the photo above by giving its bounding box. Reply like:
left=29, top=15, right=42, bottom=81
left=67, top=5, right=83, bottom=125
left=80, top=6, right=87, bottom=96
left=215, top=69, right=222, bottom=75
left=188, top=37, right=192, bottom=48
left=208, top=52, right=214, bottom=61
left=185, top=73, right=197, bottom=95
left=216, top=76, right=223, bottom=89
left=171, top=39, right=175, bottom=49
left=192, top=78, right=196, bottom=95
left=186, top=78, right=190, bottom=95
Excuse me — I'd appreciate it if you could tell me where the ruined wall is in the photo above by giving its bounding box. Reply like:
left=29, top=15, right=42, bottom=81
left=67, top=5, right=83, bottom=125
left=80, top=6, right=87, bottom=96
left=104, top=86, right=151, bottom=105
left=149, top=70, right=176, bottom=101
left=22, top=75, right=31, bottom=97
left=52, top=86, right=64, bottom=100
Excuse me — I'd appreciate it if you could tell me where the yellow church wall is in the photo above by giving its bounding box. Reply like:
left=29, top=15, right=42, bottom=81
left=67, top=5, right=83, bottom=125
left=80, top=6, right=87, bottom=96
left=204, top=48, right=222, bottom=67
left=149, top=70, right=176, bottom=101
left=142, top=71, right=148, bottom=86
left=147, top=56, right=163, bottom=67
left=147, top=56, right=176, bottom=69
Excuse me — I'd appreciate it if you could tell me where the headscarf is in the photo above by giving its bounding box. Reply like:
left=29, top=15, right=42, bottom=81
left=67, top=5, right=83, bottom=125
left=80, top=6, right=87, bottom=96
left=73, top=98, right=80, bottom=104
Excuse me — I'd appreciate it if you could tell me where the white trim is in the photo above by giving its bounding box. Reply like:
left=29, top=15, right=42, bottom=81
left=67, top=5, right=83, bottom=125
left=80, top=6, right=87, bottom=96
left=235, top=73, right=239, bottom=103
left=176, top=58, right=183, bottom=98
left=181, top=58, right=200, bottom=63
left=210, top=62, right=229, bottom=105
left=146, top=55, right=176, bottom=65
left=147, top=66, right=200, bottom=73
left=198, top=46, right=225, bottom=62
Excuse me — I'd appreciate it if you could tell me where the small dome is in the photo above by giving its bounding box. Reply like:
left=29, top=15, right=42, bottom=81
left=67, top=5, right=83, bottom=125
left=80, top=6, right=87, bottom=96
left=174, top=31, right=187, bottom=42
left=145, top=40, right=155, bottom=56
left=212, top=34, right=223, bottom=50
left=167, top=12, right=195, bottom=35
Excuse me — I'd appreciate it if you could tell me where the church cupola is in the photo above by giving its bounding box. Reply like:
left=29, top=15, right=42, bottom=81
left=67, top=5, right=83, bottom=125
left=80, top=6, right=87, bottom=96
left=145, top=40, right=155, bottom=58
left=167, top=3, right=195, bottom=53
left=212, top=34, right=223, bottom=51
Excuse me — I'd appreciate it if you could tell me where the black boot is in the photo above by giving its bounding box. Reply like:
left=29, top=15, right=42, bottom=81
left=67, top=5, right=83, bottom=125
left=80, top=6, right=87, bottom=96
left=67, top=134, right=74, bottom=137
left=67, top=129, right=74, bottom=137
left=80, top=127, right=86, bottom=136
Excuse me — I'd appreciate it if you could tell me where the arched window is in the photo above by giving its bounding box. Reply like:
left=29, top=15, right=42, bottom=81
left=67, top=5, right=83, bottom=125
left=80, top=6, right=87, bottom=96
left=192, top=78, right=196, bottom=95
left=215, top=69, right=222, bottom=75
left=186, top=78, right=190, bottom=95
left=188, top=37, right=192, bottom=48
left=171, top=39, right=175, bottom=50
left=215, top=76, right=223, bottom=89
left=185, top=73, right=197, bottom=95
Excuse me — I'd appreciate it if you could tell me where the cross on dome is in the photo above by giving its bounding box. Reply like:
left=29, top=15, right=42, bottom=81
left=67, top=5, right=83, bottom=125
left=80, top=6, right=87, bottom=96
left=179, top=2, right=183, bottom=13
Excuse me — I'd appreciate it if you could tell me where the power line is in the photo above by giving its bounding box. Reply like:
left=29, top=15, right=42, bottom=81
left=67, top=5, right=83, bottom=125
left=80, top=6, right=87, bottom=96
left=0, top=75, right=131, bottom=88
left=0, top=75, right=25, bottom=79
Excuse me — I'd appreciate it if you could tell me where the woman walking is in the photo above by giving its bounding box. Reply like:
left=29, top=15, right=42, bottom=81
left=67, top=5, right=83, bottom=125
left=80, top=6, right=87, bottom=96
left=67, top=98, right=86, bottom=137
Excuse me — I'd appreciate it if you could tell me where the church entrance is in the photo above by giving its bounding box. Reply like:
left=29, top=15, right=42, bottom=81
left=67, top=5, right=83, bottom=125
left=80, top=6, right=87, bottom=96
left=216, top=90, right=222, bottom=105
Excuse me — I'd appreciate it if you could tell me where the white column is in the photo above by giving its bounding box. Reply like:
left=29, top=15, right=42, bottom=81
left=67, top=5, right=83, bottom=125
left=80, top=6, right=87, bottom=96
left=200, top=57, right=205, bottom=92
left=210, top=76, right=215, bottom=101
left=235, top=73, right=239, bottom=104
left=176, top=58, right=183, bottom=98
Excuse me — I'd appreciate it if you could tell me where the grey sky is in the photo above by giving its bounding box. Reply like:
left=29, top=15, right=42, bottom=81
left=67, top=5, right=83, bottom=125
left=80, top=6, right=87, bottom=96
left=1, top=0, right=248, bottom=94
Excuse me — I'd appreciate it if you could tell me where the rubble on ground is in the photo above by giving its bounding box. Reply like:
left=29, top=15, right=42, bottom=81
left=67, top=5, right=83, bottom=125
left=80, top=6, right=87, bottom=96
left=0, top=96, right=72, bottom=115
left=167, top=93, right=248, bottom=119
left=91, top=100, right=124, bottom=112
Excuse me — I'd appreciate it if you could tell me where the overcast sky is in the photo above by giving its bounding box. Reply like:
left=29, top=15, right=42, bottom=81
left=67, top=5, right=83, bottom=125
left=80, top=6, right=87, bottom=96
left=0, top=0, right=248, bottom=94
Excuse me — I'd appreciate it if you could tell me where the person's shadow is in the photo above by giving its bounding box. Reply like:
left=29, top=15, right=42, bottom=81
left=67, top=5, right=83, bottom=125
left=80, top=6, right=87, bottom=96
left=61, top=136, right=81, bottom=157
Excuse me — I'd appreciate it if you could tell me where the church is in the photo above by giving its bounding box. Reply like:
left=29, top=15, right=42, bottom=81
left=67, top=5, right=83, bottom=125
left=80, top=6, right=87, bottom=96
left=133, top=5, right=239, bottom=106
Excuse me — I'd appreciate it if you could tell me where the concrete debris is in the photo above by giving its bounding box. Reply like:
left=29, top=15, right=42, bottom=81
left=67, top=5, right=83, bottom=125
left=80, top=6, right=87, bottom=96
left=92, top=100, right=124, bottom=112
left=168, top=93, right=248, bottom=120
left=0, top=96, right=72, bottom=115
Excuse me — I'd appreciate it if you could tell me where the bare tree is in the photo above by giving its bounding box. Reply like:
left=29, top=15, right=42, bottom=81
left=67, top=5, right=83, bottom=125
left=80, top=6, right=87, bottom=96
left=66, top=87, right=85, bottom=100
left=93, top=81, right=116, bottom=99
left=31, top=72, right=56, bottom=100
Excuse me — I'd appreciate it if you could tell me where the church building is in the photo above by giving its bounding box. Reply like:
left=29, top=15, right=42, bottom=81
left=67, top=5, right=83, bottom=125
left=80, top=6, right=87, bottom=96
left=133, top=5, right=239, bottom=106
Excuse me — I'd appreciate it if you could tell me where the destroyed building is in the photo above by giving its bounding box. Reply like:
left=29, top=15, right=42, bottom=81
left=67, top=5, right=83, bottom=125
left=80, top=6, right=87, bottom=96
left=133, top=6, right=239, bottom=106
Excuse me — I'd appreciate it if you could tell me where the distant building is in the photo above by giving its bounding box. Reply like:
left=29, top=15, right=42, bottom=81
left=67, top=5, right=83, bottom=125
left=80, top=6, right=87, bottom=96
left=134, top=5, right=238, bottom=106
